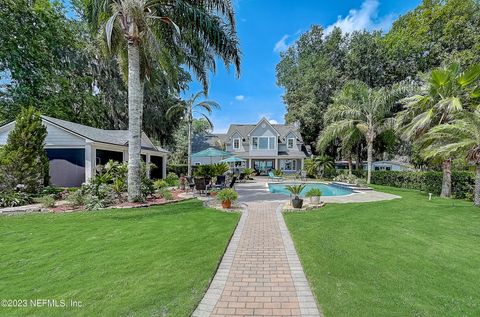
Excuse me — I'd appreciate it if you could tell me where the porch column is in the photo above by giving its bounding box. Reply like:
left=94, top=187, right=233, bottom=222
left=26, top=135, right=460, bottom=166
left=146, top=154, right=151, bottom=178
left=84, top=143, right=96, bottom=183
left=122, top=150, right=128, bottom=162
left=163, top=154, right=167, bottom=179
left=301, top=158, right=304, bottom=170
left=248, top=158, right=251, bottom=168
left=275, top=158, right=279, bottom=170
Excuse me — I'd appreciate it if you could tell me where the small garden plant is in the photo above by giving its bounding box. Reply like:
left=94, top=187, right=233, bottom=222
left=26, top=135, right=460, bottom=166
left=216, top=188, right=238, bottom=209
left=305, top=188, right=322, bottom=198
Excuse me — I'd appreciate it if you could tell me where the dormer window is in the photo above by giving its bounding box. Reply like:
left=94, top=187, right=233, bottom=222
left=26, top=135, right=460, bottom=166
left=287, top=138, right=295, bottom=149
left=233, top=138, right=240, bottom=149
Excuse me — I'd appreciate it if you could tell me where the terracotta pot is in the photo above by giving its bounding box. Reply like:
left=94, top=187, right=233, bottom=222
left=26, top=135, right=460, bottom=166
left=210, top=191, right=218, bottom=197
left=221, top=200, right=232, bottom=209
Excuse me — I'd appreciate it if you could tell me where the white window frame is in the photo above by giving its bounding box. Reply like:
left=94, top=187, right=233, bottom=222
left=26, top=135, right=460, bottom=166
left=251, top=136, right=276, bottom=150
left=233, top=138, right=241, bottom=150
left=287, top=138, right=295, bottom=149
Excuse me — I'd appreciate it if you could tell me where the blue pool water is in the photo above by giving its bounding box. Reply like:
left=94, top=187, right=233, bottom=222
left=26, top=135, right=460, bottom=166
left=268, top=182, right=353, bottom=197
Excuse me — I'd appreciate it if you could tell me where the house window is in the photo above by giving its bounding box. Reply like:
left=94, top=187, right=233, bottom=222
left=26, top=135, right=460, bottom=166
left=287, top=138, right=295, bottom=149
left=233, top=138, right=240, bottom=149
left=194, top=162, right=201, bottom=166
left=252, top=136, right=276, bottom=150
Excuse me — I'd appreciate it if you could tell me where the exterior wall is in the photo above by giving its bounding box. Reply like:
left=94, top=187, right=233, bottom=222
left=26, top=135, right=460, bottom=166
left=227, top=131, right=246, bottom=153
left=192, top=156, right=225, bottom=165
left=248, top=123, right=278, bottom=157
left=365, top=161, right=410, bottom=171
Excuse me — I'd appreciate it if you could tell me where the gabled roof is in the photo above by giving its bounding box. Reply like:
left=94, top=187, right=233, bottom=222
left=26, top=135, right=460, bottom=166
left=225, top=119, right=304, bottom=143
left=41, top=116, right=167, bottom=153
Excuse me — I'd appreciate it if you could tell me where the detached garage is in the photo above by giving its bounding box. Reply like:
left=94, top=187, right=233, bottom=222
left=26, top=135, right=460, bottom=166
left=0, top=116, right=168, bottom=187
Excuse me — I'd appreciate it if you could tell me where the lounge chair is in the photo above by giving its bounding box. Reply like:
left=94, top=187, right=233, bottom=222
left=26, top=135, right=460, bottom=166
left=268, top=171, right=283, bottom=182
left=213, top=175, right=226, bottom=189
left=238, top=173, right=246, bottom=183
left=194, top=177, right=207, bottom=196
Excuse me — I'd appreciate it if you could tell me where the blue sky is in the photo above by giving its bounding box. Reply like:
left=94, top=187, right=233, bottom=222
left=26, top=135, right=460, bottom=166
left=187, top=0, right=421, bottom=133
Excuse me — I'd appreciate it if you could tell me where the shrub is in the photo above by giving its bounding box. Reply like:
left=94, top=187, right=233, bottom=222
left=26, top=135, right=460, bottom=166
left=154, top=180, right=169, bottom=190
left=194, top=164, right=216, bottom=177
left=39, top=195, right=55, bottom=208
left=41, top=186, right=63, bottom=200
left=165, top=172, right=179, bottom=186
left=167, top=164, right=188, bottom=176
left=243, top=168, right=255, bottom=176
left=158, top=188, right=174, bottom=200
left=216, top=188, right=238, bottom=202
left=83, top=184, right=116, bottom=210
left=334, top=172, right=365, bottom=186
left=273, top=169, right=284, bottom=177
left=66, top=189, right=85, bottom=207
left=0, top=107, right=49, bottom=194
left=370, top=171, right=475, bottom=199
left=305, top=188, right=322, bottom=197
left=212, top=162, right=230, bottom=175
left=0, top=191, right=33, bottom=208
left=285, top=184, right=306, bottom=197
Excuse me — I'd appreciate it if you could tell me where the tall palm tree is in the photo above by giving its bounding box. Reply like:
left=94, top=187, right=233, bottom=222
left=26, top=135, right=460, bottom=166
left=167, top=91, right=220, bottom=176
left=85, top=0, right=241, bottom=201
left=397, top=63, right=480, bottom=197
left=323, top=81, right=401, bottom=183
left=318, top=122, right=362, bottom=175
left=420, top=110, right=480, bottom=206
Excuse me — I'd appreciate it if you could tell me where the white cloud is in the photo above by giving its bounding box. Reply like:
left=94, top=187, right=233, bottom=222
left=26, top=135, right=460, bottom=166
left=273, top=34, right=290, bottom=53
left=235, top=95, right=245, bottom=101
left=324, top=0, right=395, bottom=35
left=269, top=119, right=279, bottom=124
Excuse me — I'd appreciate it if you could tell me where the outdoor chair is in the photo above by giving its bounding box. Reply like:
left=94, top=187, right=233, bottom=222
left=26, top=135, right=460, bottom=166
left=229, top=176, right=237, bottom=189
left=213, top=175, right=226, bottom=189
left=268, top=171, right=283, bottom=182
left=300, top=171, right=307, bottom=181
left=186, top=176, right=195, bottom=192
left=238, top=173, right=247, bottom=182
left=194, top=177, right=207, bottom=196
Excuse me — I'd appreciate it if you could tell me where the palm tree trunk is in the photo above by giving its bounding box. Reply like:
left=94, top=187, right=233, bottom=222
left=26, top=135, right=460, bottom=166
left=440, top=159, right=452, bottom=198
left=348, top=154, right=353, bottom=176
left=366, top=141, right=373, bottom=184
left=187, top=118, right=192, bottom=177
left=127, top=43, right=143, bottom=202
left=356, top=143, right=362, bottom=170
left=474, top=164, right=480, bottom=207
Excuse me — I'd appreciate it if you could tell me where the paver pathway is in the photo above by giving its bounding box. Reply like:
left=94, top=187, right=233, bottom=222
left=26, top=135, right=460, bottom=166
left=193, top=202, right=321, bottom=317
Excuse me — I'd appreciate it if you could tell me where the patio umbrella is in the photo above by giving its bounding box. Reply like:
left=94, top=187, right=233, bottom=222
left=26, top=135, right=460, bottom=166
left=219, top=156, right=246, bottom=163
left=192, top=147, right=232, bottom=164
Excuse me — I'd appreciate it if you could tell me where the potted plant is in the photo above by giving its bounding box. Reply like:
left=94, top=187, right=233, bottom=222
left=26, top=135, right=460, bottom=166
left=217, top=188, right=238, bottom=209
left=210, top=188, right=219, bottom=197
left=285, top=184, right=306, bottom=209
left=305, top=188, right=322, bottom=206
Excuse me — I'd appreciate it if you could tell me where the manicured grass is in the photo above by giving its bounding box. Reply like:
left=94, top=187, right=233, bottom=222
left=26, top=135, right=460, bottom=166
left=284, top=186, right=480, bottom=317
left=0, top=200, right=239, bottom=316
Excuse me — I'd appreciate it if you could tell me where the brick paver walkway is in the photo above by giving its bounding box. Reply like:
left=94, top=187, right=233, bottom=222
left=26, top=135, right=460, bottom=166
left=193, top=202, right=321, bottom=317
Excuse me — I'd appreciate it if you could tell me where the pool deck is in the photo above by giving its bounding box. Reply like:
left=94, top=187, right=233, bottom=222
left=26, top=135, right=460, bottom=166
left=236, top=178, right=400, bottom=204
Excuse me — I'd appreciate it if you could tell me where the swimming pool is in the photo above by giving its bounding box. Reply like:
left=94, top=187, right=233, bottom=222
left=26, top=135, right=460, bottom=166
left=268, top=182, right=353, bottom=197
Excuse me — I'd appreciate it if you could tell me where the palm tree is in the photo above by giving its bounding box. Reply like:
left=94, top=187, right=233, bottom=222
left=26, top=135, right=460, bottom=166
left=85, top=0, right=241, bottom=201
left=304, top=155, right=334, bottom=179
left=420, top=110, right=480, bottom=206
left=397, top=63, right=480, bottom=197
left=167, top=92, right=220, bottom=176
left=318, top=123, right=362, bottom=176
left=323, top=81, right=401, bottom=184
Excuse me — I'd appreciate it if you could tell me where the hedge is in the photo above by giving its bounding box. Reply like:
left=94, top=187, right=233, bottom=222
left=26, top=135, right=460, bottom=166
left=370, top=171, right=475, bottom=200
left=167, top=164, right=188, bottom=176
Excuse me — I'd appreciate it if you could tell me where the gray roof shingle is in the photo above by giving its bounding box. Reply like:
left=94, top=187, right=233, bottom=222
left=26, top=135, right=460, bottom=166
left=41, top=116, right=167, bottom=153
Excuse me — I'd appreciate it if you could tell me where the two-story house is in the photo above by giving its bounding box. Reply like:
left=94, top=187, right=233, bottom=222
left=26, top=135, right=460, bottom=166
left=210, top=118, right=310, bottom=175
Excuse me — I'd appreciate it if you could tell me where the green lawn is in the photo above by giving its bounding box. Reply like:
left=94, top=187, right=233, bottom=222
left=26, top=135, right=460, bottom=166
left=284, top=186, right=480, bottom=317
left=0, top=200, right=239, bottom=316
